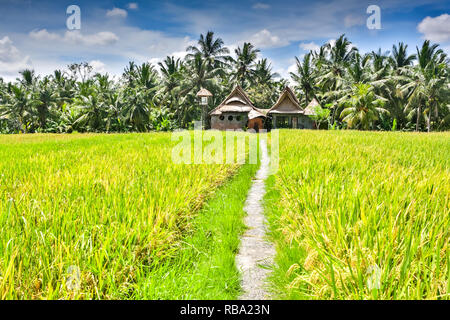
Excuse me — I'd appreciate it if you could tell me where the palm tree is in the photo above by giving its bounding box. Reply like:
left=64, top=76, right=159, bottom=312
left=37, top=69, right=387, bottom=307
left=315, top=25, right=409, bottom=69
left=290, top=53, right=318, bottom=105
left=340, top=83, right=389, bottom=130
left=232, top=42, right=260, bottom=88
left=52, top=70, right=75, bottom=108
left=18, top=69, right=37, bottom=88
left=389, top=43, right=416, bottom=70
left=254, top=58, right=279, bottom=84
left=401, top=40, right=447, bottom=131
left=0, top=85, right=36, bottom=132
left=135, top=63, right=159, bottom=91
left=158, top=56, right=182, bottom=94
left=74, top=91, right=109, bottom=132
left=178, top=53, right=221, bottom=126
left=35, top=80, right=59, bottom=129
left=186, top=31, right=230, bottom=69
left=370, top=48, right=390, bottom=80
left=347, top=52, right=371, bottom=84
left=123, top=87, right=151, bottom=132
left=319, top=34, right=358, bottom=90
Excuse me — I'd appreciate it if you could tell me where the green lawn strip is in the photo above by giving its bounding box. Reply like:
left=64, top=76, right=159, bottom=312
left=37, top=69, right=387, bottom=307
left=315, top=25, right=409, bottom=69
left=135, top=162, right=259, bottom=299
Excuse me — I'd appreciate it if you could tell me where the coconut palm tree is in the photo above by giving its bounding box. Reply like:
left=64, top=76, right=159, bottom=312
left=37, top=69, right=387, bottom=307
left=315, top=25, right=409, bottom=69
left=401, top=40, right=447, bottom=131
left=35, top=79, right=59, bottom=129
left=318, top=34, right=358, bottom=90
left=0, top=85, right=37, bottom=132
left=232, top=42, right=260, bottom=88
left=18, top=69, right=38, bottom=88
left=186, top=31, right=230, bottom=69
left=389, top=42, right=416, bottom=70
left=340, top=83, right=389, bottom=130
left=290, top=53, right=318, bottom=105
left=177, top=53, right=221, bottom=126
left=254, top=58, right=279, bottom=84
left=158, top=56, right=183, bottom=94
left=370, top=48, right=390, bottom=80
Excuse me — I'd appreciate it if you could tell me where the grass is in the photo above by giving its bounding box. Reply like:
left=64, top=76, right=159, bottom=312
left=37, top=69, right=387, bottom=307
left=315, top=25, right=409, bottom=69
left=134, top=160, right=259, bottom=299
left=0, top=132, right=255, bottom=299
left=265, top=130, right=449, bottom=300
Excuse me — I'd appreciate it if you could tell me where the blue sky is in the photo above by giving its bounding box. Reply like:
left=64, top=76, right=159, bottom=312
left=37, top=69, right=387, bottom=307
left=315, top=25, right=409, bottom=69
left=0, top=0, right=449, bottom=81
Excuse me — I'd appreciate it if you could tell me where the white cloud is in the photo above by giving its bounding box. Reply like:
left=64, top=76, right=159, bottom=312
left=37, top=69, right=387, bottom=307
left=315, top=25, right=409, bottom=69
left=106, top=7, right=128, bottom=18
left=417, top=14, right=450, bottom=42
left=0, top=36, right=32, bottom=77
left=252, top=2, right=270, bottom=10
left=90, top=60, right=107, bottom=74
left=299, top=41, right=320, bottom=52
left=127, top=3, right=139, bottom=10
left=287, top=62, right=297, bottom=74
left=250, top=29, right=289, bottom=49
left=28, top=29, right=59, bottom=41
left=30, top=29, right=119, bottom=46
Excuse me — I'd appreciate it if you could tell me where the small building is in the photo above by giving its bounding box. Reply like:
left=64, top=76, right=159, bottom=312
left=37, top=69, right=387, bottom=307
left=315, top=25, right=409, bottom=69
left=209, top=85, right=266, bottom=131
left=268, top=87, right=316, bottom=129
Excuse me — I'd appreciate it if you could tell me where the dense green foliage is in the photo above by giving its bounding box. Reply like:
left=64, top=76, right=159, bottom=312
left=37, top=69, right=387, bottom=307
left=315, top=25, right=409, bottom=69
left=265, top=130, right=449, bottom=299
left=0, top=32, right=449, bottom=133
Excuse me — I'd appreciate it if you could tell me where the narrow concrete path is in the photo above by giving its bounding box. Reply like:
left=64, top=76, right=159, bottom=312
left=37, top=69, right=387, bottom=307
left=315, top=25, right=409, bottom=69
left=236, top=137, right=275, bottom=300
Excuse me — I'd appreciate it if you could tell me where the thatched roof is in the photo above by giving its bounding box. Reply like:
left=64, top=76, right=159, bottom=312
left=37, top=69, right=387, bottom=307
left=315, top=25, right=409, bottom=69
left=268, top=87, right=303, bottom=114
left=248, top=109, right=266, bottom=120
left=209, top=85, right=265, bottom=117
left=304, top=98, right=319, bottom=116
left=196, top=88, right=213, bottom=97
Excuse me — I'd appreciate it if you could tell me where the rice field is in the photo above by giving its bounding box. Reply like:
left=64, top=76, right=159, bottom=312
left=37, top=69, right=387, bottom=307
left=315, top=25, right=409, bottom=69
left=265, top=130, right=449, bottom=300
left=1, top=130, right=448, bottom=300
left=0, top=133, right=247, bottom=299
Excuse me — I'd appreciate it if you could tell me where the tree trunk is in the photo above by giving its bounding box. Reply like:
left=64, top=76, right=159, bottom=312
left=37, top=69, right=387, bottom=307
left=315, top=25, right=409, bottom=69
left=416, top=105, right=421, bottom=131
left=427, top=108, right=431, bottom=133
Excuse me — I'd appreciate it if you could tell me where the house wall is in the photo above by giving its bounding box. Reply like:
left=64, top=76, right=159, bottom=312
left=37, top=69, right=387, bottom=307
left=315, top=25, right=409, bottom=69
left=211, top=113, right=248, bottom=130
left=247, top=117, right=264, bottom=132
left=271, top=114, right=315, bottom=129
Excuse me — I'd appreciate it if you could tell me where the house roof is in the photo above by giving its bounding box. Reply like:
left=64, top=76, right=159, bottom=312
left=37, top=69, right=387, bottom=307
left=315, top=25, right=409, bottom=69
left=196, top=87, right=213, bottom=97
left=209, top=85, right=266, bottom=117
left=304, top=98, right=319, bottom=116
left=248, top=109, right=267, bottom=120
left=268, top=87, right=304, bottom=115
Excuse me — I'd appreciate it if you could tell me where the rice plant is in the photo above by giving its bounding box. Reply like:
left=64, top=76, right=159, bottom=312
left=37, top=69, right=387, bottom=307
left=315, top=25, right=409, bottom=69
left=0, top=132, right=243, bottom=299
left=265, top=130, right=449, bottom=300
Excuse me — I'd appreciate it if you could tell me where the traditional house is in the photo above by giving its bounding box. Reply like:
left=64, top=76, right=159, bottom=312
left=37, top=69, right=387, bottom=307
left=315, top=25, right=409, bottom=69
left=267, top=87, right=316, bottom=129
left=209, top=85, right=266, bottom=131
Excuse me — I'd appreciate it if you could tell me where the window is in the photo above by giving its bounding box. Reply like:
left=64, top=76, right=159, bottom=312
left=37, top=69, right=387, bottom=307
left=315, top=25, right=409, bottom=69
left=219, top=115, right=225, bottom=121
left=276, top=116, right=290, bottom=128
left=228, top=115, right=233, bottom=121
left=236, top=116, right=241, bottom=121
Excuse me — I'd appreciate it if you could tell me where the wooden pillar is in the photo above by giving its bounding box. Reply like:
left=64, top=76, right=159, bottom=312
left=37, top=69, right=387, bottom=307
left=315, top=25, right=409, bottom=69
left=272, top=115, right=276, bottom=129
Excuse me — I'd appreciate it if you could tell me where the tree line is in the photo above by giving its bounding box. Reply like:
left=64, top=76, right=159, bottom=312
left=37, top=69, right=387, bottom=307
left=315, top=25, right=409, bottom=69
left=0, top=32, right=448, bottom=133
